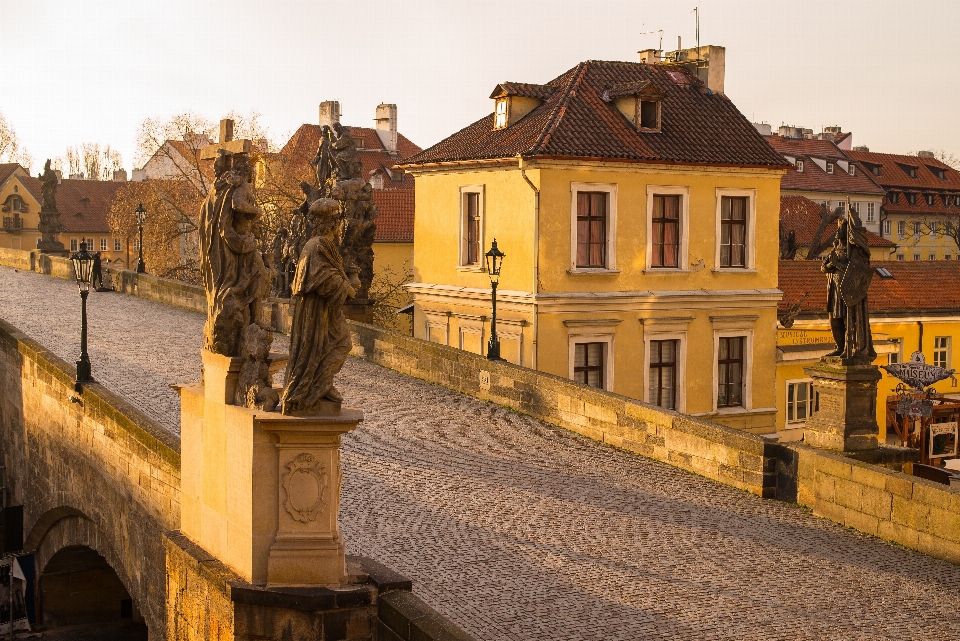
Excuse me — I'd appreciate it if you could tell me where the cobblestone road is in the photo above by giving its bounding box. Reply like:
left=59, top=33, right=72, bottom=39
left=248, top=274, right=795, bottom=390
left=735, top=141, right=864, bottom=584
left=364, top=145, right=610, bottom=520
left=2, top=266, right=960, bottom=640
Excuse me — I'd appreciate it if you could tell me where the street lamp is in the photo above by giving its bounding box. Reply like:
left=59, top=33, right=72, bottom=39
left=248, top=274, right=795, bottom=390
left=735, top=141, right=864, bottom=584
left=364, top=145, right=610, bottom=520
left=135, top=202, right=147, bottom=274
left=71, top=241, right=95, bottom=390
left=485, top=239, right=505, bottom=361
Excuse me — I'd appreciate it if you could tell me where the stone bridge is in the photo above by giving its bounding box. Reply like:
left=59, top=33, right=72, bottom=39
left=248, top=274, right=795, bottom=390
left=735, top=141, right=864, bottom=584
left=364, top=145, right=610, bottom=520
left=0, top=260, right=959, bottom=640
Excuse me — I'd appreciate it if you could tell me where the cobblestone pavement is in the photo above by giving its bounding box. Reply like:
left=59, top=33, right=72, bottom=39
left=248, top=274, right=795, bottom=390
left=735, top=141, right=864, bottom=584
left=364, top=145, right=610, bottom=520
left=3, top=266, right=960, bottom=640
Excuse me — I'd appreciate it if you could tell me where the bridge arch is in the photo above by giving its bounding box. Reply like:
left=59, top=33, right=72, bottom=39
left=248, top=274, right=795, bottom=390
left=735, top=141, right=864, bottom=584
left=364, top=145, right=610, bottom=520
left=27, top=507, right=153, bottom=634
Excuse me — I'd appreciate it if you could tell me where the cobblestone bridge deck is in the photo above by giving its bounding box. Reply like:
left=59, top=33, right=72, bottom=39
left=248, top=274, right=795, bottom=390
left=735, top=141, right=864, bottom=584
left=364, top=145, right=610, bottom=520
left=2, top=266, right=959, bottom=641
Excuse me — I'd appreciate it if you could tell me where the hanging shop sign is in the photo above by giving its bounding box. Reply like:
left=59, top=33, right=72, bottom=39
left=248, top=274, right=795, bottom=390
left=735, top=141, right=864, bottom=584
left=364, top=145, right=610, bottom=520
left=883, top=351, right=955, bottom=391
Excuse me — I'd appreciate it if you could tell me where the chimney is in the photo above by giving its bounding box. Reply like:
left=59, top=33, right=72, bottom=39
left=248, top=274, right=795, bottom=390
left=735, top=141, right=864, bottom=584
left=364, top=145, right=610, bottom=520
left=853, top=145, right=870, bottom=152
left=638, top=49, right=659, bottom=64
left=918, top=150, right=936, bottom=158
left=113, top=169, right=127, bottom=182
left=131, top=168, right=146, bottom=182
left=374, top=103, right=398, bottom=153
left=53, top=170, right=62, bottom=184
left=69, top=173, right=84, bottom=180
left=752, top=122, right=772, bottom=137
left=219, top=119, right=234, bottom=144
left=319, top=101, right=341, bottom=128
left=661, top=45, right=725, bottom=93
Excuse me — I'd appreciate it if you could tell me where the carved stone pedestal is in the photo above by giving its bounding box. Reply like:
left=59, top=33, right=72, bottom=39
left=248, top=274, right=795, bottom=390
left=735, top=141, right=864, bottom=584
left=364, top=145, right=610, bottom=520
left=178, top=349, right=361, bottom=587
left=803, top=358, right=881, bottom=452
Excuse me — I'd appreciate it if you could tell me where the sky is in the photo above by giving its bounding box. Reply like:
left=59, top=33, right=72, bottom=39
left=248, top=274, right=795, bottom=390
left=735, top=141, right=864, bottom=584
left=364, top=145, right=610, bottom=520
left=2, top=0, right=959, bottom=173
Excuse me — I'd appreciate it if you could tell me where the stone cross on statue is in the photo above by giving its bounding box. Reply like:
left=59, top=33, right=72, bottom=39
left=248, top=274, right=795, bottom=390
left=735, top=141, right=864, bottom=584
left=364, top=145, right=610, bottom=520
left=200, top=118, right=253, bottom=161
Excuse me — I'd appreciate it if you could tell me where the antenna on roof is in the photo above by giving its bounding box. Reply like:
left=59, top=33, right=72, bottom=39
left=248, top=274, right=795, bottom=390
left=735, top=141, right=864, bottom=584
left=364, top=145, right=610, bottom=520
left=639, top=29, right=664, bottom=54
left=691, top=3, right=701, bottom=60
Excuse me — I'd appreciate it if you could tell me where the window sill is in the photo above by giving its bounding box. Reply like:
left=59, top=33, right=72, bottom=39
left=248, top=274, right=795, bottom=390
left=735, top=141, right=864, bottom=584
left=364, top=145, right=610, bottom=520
left=642, top=268, right=692, bottom=274
left=455, top=265, right=486, bottom=273
left=567, top=268, right=620, bottom=275
left=711, top=268, right=759, bottom=274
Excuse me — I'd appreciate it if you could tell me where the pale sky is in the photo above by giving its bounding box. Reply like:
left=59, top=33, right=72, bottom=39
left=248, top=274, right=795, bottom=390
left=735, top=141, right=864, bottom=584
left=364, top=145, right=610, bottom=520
left=2, top=0, right=958, bottom=173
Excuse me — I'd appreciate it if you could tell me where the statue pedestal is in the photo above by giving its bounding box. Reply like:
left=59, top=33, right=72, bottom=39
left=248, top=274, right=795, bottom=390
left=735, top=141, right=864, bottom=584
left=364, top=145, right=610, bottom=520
left=803, top=358, right=881, bottom=452
left=178, top=349, right=362, bottom=587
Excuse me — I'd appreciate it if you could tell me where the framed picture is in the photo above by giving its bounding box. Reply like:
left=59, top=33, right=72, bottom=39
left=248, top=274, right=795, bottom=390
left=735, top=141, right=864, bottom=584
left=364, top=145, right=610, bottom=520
left=930, top=422, right=959, bottom=458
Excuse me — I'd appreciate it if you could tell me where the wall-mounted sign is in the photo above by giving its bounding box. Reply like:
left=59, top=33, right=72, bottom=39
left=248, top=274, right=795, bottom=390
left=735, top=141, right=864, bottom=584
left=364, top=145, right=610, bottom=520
left=777, top=329, right=835, bottom=346
left=883, top=352, right=956, bottom=391
left=930, top=422, right=959, bottom=458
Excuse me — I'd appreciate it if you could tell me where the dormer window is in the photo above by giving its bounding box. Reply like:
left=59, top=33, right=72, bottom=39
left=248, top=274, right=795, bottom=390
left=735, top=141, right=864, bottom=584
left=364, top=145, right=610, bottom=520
left=848, top=165, right=855, bottom=176
left=890, top=192, right=899, bottom=204
left=826, top=163, right=834, bottom=174
left=926, top=193, right=935, bottom=206
left=796, top=160, right=804, bottom=173
left=639, top=100, right=660, bottom=130
left=870, top=164, right=881, bottom=177
left=899, top=163, right=918, bottom=178
left=931, top=166, right=947, bottom=180
left=907, top=193, right=916, bottom=205
left=494, top=99, right=508, bottom=129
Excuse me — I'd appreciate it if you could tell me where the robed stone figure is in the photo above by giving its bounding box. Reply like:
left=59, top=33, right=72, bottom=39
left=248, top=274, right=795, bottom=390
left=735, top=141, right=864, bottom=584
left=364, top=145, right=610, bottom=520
left=200, top=154, right=269, bottom=356
left=281, top=198, right=359, bottom=416
left=823, top=207, right=876, bottom=364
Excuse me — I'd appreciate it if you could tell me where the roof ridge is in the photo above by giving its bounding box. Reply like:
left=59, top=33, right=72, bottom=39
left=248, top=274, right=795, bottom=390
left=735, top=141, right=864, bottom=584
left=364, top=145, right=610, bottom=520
left=526, top=61, right=588, bottom=156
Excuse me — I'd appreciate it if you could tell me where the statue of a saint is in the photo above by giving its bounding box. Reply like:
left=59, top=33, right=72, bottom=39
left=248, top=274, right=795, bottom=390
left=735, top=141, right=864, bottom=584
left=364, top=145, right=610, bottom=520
left=281, top=198, right=360, bottom=416
left=39, top=160, right=58, bottom=212
left=822, top=206, right=876, bottom=364
left=199, top=153, right=270, bottom=357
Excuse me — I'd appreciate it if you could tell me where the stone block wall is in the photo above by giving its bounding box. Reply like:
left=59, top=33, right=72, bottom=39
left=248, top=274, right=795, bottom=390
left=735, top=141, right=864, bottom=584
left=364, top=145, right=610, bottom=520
left=779, top=443, right=960, bottom=564
left=347, top=321, right=778, bottom=497
left=0, top=317, right=181, bottom=638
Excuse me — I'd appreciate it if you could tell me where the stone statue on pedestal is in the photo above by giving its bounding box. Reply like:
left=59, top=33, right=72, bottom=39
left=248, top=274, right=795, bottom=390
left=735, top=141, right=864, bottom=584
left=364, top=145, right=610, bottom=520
left=199, top=152, right=276, bottom=409
left=822, top=206, right=876, bottom=365
left=36, top=159, right=66, bottom=253
left=281, top=198, right=360, bottom=416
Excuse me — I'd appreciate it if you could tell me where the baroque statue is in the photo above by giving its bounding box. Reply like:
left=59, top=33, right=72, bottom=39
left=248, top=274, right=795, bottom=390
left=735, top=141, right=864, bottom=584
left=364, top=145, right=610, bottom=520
left=822, top=205, right=876, bottom=365
left=36, top=159, right=66, bottom=252
left=281, top=197, right=361, bottom=416
left=200, top=152, right=272, bottom=357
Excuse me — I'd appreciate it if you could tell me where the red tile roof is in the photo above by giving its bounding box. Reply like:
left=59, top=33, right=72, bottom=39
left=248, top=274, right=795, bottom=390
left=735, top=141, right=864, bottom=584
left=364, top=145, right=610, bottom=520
left=402, top=60, right=790, bottom=168
left=279, top=124, right=421, bottom=189
left=17, top=176, right=122, bottom=233
left=766, top=136, right=883, bottom=195
left=372, top=189, right=414, bottom=242
left=0, top=163, right=23, bottom=185
left=881, top=191, right=960, bottom=216
left=846, top=150, right=960, bottom=191
left=780, top=195, right=894, bottom=248
left=779, top=260, right=960, bottom=313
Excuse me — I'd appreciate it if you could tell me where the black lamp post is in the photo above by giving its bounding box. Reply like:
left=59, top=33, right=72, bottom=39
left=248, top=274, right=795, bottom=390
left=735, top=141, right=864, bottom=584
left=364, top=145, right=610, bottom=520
left=485, top=239, right=505, bottom=361
left=135, top=202, right=147, bottom=274
left=71, top=241, right=95, bottom=389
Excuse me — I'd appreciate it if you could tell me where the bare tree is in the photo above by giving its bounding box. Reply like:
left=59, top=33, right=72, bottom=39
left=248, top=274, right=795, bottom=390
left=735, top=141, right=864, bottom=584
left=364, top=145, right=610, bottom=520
left=62, top=143, right=124, bottom=179
left=0, top=111, right=33, bottom=170
left=368, top=262, right=414, bottom=331
left=908, top=149, right=960, bottom=171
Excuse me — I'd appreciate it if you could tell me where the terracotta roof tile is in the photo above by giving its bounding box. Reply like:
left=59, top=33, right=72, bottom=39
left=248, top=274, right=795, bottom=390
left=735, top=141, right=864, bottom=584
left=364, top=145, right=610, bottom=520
left=779, top=260, right=960, bottom=313
left=766, top=136, right=884, bottom=195
left=17, top=176, right=122, bottom=233
left=780, top=195, right=894, bottom=248
left=846, top=150, right=960, bottom=191
left=403, top=60, right=790, bottom=168
left=372, top=189, right=414, bottom=242
left=0, top=163, right=22, bottom=185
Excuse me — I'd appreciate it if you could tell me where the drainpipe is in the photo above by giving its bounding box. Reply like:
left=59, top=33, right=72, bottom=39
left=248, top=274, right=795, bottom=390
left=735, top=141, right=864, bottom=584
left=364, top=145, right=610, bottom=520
left=518, top=155, right=540, bottom=370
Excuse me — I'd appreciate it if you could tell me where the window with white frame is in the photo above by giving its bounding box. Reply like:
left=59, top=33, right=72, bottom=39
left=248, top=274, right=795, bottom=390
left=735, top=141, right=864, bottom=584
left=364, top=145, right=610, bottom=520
left=826, top=163, right=834, bottom=174
left=852, top=202, right=860, bottom=214
left=114, top=238, right=122, bottom=251
left=914, top=221, right=922, bottom=235
left=100, top=238, right=108, bottom=252
left=867, top=203, right=876, bottom=222
left=914, top=253, right=921, bottom=261
left=888, top=338, right=902, bottom=364
left=566, top=320, right=618, bottom=391
left=786, top=380, right=814, bottom=424
left=70, top=238, right=78, bottom=252
left=796, top=160, right=804, bottom=173
left=573, top=342, right=605, bottom=389
left=570, top=183, right=617, bottom=271
left=897, top=254, right=904, bottom=261
left=648, top=339, right=678, bottom=410
left=646, top=186, right=689, bottom=270
left=717, top=336, right=745, bottom=408
left=935, top=336, right=951, bottom=369
left=719, top=196, right=748, bottom=268
left=494, top=99, right=508, bottom=129
left=459, top=186, right=484, bottom=267
left=849, top=165, right=856, bottom=176
left=931, top=221, right=939, bottom=235
left=930, top=253, right=937, bottom=260
left=883, top=219, right=890, bottom=234
left=898, top=221, right=905, bottom=238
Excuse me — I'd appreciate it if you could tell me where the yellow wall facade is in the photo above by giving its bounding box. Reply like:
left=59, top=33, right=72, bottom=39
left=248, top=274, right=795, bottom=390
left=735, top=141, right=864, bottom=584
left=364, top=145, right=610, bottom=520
left=408, top=159, right=785, bottom=433
left=776, top=318, right=960, bottom=441
left=373, top=240, right=414, bottom=333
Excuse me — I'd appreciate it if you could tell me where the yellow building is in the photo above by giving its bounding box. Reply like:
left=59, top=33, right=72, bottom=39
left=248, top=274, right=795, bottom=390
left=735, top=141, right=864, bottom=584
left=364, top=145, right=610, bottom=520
left=399, top=52, right=791, bottom=433
left=777, top=260, right=960, bottom=442
left=0, top=163, right=127, bottom=265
